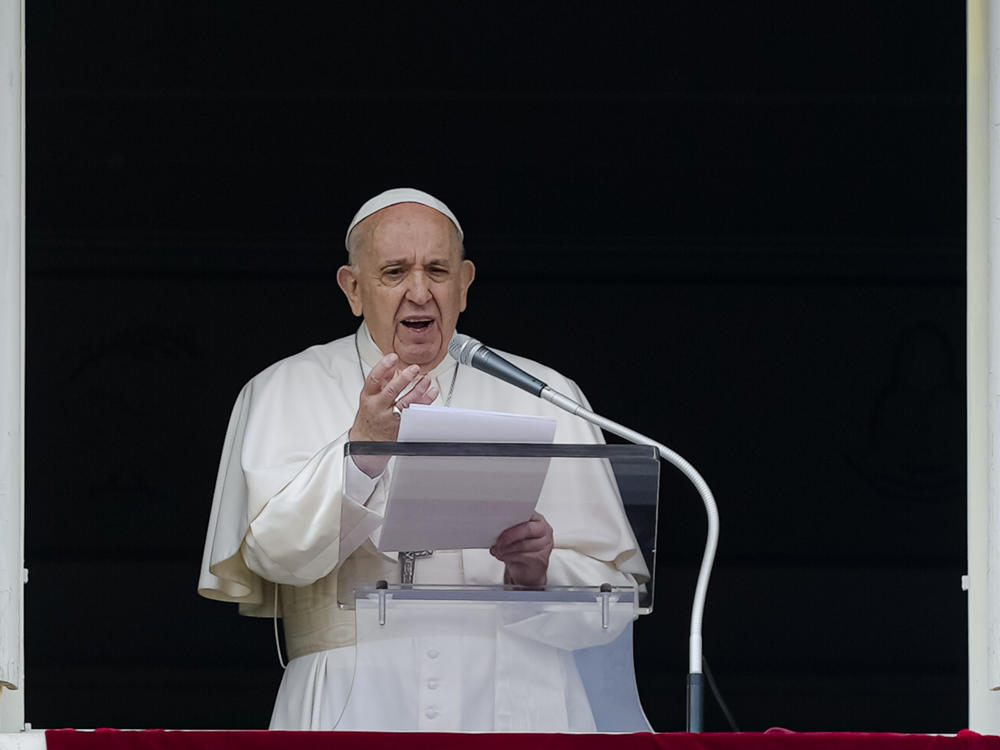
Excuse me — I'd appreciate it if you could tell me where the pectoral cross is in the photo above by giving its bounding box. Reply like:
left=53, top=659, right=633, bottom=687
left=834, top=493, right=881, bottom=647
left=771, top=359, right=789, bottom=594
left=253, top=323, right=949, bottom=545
left=398, top=550, right=433, bottom=585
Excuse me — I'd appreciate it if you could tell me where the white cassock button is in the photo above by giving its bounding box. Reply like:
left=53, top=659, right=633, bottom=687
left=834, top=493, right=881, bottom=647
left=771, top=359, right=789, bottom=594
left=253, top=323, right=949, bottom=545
left=427, top=649, right=440, bottom=659
left=425, top=708, right=439, bottom=720
left=427, top=679, right=439, bottom=690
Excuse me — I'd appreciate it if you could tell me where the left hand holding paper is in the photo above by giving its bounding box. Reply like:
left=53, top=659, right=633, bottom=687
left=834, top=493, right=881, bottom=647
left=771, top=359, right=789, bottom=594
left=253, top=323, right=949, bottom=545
left=491, top=512, right=553, bottom=587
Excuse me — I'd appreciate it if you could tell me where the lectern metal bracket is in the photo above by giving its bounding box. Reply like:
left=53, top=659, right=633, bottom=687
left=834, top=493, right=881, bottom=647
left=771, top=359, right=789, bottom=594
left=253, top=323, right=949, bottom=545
left=598, top=583, right=612, bottom=630
left=376, top=579, right=389, bottom=626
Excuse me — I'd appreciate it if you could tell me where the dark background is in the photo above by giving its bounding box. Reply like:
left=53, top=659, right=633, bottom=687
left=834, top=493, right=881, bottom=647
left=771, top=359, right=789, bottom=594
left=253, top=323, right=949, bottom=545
left=24, top=2, right=966, bottom=732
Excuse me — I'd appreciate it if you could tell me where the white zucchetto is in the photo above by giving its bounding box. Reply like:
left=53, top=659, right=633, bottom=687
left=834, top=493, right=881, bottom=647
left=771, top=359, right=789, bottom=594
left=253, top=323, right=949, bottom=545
left=344, top=187, right=464, bottom=251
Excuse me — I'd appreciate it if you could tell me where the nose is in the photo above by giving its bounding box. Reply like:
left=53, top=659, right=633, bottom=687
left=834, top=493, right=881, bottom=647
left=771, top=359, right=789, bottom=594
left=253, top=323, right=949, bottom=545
left=404, top=270, right=432, bottom=305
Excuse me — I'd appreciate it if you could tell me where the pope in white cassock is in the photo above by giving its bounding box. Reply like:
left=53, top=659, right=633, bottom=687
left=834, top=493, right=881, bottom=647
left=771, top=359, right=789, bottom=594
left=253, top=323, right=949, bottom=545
left=197, top=188, right=648, bottom=731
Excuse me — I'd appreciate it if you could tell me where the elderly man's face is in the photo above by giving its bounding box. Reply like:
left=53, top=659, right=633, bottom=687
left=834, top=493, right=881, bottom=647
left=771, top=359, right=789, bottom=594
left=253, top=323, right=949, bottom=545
left=337, top=202, right=475, bottom=370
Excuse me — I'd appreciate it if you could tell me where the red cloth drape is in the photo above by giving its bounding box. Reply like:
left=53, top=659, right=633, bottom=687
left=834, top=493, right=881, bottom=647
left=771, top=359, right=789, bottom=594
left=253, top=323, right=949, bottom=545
left=43, top=729, right=1000, bottom=750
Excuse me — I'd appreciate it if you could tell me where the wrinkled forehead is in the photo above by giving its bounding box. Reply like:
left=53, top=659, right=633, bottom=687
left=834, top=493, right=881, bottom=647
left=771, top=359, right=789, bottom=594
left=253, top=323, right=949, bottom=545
left=365, top=203, right=460, bottom=255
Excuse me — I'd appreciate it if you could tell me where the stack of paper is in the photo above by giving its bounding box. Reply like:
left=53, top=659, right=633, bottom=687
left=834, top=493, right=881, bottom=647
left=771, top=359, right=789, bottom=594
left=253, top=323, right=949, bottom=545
left=376, top=405, right=556, bottom=552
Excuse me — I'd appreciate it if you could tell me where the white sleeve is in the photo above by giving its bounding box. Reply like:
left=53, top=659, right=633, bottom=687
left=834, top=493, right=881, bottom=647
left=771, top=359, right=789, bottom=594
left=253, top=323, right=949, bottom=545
left=546, top=548, right=640, bottom=587
left=241, top=434, right=388, bottom=587
left=345, top=455, right=381, bottom=503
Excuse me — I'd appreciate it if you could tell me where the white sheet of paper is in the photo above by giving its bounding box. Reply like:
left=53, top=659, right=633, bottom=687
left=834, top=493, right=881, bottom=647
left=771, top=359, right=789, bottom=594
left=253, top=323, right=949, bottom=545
left=397, top=403, right=557, bottom=443
left=376, top=405, right=556, bottom=552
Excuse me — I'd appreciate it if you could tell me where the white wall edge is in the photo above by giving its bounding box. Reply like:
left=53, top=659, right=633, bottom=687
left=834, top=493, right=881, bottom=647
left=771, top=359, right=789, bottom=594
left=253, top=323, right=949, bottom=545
left=968, top=0, right=1000, bottom=733
left=0, top=0, right=24, bottom=734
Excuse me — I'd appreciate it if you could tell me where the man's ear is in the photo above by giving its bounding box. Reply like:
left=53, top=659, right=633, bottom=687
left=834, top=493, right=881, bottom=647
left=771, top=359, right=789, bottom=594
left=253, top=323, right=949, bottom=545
left=458, top=259, right=476, bottom=312
left=336, top=265, right=364, bottom=317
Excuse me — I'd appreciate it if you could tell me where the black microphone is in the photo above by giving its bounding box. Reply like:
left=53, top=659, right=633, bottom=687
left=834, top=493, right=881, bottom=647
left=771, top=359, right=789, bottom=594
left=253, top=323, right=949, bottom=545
left=448, top=333, right=549, bottom=397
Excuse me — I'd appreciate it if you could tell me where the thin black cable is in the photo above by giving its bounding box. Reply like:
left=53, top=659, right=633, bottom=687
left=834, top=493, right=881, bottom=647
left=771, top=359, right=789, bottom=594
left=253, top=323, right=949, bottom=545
left=702, top=656, right=740, bottom=732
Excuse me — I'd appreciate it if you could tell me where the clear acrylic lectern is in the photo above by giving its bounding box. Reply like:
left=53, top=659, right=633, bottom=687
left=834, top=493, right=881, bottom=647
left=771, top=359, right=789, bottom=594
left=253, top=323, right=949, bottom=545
left=335, top=442, right=659, bottom=732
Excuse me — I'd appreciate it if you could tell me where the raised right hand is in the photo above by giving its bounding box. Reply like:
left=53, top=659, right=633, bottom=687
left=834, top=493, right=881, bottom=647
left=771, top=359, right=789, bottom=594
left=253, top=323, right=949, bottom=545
left=349, top=352, right=440, bottom=443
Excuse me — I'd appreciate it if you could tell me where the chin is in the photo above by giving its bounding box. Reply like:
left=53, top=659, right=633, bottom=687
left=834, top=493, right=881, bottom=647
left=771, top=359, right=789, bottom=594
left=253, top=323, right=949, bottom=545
left=397, top=344, right=444, bottom=368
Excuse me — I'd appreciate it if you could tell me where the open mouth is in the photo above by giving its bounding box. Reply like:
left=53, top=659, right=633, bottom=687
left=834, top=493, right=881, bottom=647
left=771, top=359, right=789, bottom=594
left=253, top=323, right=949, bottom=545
left=401, top=318, right=434, bottom=331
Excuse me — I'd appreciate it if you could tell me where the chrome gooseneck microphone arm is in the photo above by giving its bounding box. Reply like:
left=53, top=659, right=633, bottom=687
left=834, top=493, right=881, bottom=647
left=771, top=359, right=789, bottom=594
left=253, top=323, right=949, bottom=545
left=449, top=333, right=719, bottom=732
left=538, top=387, right=718, bottom=732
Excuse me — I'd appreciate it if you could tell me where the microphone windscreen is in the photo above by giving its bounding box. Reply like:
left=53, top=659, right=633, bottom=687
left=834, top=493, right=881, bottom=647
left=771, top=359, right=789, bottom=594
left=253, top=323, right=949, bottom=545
left=448, top=333, right=480, bottom=364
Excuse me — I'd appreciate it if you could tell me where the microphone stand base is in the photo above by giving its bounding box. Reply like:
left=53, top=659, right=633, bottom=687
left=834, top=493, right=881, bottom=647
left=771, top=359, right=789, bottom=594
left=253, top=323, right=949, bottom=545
left=687, top=672, right=704, bottom=732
